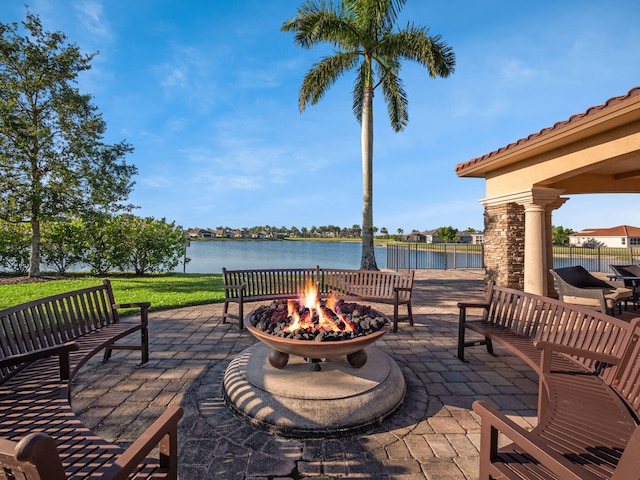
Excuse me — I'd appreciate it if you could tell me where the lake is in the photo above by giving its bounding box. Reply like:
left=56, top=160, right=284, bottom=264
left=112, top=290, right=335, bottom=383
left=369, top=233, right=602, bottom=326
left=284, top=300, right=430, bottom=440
left=179, top=240, right=387, bottom=273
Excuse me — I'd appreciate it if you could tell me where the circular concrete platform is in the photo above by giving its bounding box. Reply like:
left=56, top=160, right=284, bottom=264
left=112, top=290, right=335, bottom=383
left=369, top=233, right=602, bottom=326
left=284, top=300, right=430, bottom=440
left=222, top=343, right=406, bottom=438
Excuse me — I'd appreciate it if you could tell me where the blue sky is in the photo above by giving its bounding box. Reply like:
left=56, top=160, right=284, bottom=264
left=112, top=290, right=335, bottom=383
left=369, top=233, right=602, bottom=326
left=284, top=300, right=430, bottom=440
left=2, top=1, right=640, bottom=234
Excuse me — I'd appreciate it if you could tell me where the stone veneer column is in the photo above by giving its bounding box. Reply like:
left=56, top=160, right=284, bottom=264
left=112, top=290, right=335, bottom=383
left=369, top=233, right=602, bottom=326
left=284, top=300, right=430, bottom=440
left=482, top=188, right=567, bottom=294
left=483, top=203, right=524, bottom=289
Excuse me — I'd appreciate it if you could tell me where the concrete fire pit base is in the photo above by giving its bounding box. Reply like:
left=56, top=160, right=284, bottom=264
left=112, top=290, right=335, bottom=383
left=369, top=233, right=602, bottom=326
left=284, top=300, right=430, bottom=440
left=223, top=343, right=406, bottom=438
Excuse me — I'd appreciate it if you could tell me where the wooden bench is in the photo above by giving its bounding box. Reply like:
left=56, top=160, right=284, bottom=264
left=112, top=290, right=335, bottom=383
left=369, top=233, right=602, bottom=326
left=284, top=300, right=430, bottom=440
left=0, top=280, right=183, bottom=479
left=458, top=282, right=640, bottom=479
left=222, top=267, right=414, bottom=332
left=320, top=268, right=414, bottom=332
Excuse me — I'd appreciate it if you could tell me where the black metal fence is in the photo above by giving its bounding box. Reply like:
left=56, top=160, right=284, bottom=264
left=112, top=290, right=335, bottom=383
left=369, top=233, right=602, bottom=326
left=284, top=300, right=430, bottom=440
left=552, top=246, right=640, bottom=272
left=386, top=243, right=484, bottom=270
left=387, top=242, right=640, bottom=272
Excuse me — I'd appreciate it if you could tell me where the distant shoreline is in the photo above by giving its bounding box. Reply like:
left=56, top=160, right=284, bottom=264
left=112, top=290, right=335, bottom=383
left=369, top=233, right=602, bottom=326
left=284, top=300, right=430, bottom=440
left=189, top=237, right=393, bottom=246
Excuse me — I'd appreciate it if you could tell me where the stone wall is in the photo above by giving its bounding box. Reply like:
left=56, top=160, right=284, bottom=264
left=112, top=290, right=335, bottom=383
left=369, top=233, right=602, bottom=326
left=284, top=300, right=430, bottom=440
left=483, top=203, right=524, bottom=289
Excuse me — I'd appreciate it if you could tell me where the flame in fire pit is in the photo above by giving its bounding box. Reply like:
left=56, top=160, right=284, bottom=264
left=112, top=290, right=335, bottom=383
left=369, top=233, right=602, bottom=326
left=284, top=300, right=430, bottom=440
left=284, top=281, right=355, bottom=333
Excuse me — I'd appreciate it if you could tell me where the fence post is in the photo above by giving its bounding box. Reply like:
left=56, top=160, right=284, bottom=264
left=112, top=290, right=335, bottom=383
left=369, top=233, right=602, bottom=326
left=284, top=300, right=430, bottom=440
left=444, top=243, right=448, bottom=270
left=453, top=243, right=457, bottom=269
left=597, top=247, right=601, bottom=272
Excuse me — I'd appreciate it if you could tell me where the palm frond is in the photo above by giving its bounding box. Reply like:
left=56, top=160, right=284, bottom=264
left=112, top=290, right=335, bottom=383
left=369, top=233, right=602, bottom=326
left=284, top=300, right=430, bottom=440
left=351, top=61, right=368, bottom=122
left=299, top=52, right=360, bottom=111
left=282, top=0, right=359, bottom=50
left=379, top=25, right=455, bottom=78
left=375, top=60, right=408, bottom=132
left=347, top=0, right=406, bottom=40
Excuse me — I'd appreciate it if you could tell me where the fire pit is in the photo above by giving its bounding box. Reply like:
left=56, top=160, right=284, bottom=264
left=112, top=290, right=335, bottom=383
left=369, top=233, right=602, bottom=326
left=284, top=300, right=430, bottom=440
left=244, top=293, right=389, bottom=369
left=223, top=281, right=406, bottom=437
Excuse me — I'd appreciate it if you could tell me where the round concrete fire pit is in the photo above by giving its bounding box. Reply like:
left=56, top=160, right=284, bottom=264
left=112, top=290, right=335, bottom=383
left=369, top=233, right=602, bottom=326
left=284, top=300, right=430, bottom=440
left=223, top=342, right=406, bottom=438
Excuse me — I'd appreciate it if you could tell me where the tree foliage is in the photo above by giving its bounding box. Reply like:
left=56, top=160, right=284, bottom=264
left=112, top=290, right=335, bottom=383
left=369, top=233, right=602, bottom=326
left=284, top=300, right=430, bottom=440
left=0, top=11, right=137, bottom=277
left=0, top=221, right=30, bottom=274
left=552, top=225, right=574, bottom=245
left=41, top=219, right=84, bottom=275
left=437, top=226, right=459, bottom=242
left=1, top=215, right=188, bottom=276
left=109, top=216, right=186, bottom=274
left=282, top=0, right=455, bottom=270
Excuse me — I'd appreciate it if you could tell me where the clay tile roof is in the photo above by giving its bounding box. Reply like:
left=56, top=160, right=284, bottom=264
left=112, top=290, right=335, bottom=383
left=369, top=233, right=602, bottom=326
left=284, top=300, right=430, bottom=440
left=570, top=225, right=640, bottom=237
left=455, top=86, right=640, bottom=174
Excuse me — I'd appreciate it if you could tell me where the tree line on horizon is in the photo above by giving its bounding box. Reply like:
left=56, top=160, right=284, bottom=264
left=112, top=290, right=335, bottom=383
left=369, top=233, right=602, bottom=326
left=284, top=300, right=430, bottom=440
left=190, top=225, right=483, bottom=240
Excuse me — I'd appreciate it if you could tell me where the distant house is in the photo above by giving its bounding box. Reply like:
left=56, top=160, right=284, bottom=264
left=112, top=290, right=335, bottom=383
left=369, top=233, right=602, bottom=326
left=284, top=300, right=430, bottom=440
left=187, top=228, right=213, bottom=238
left=403, top=229, right=484, bottom=244
left=458, top=231, right=485, bottom=245
left=569, top=225, right=640, bottom=248
left=404, top=231, right=427, bottom=242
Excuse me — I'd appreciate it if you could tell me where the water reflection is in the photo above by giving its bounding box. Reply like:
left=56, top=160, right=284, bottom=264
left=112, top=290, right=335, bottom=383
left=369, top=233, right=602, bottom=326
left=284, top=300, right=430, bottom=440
left=180, top=241, right=387, bottom=274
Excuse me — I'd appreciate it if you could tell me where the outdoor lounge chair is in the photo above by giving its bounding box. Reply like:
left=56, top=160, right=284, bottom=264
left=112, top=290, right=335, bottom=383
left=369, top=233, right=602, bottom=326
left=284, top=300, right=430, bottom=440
left=610, top=264, right=640, bottom=308
left=550, top=265, right=632, bottom=315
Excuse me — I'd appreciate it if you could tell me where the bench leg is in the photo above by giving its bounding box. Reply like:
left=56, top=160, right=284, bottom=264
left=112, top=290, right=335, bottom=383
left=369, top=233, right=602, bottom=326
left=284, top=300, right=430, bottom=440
left=141, top=325, right=149, bottom=364
left=393, top=303, right=399, bottom=333
left=222, top=301, right=229, bottom=324
left=457, top=313, right=466, bottom=361
left=485, top=337, right=494, bottom=355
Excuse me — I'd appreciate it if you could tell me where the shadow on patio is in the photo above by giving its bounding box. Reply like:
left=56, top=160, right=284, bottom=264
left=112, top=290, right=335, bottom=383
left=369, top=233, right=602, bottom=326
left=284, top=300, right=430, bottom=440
left=71, top=269, right=541, bottom=480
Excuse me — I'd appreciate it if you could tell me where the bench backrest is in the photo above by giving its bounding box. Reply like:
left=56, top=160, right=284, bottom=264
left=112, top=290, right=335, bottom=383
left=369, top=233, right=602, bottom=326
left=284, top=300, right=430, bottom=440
left=222, top=267, right=321, bottom=299
left=321, top=269, right=414, bottom=301
left=613, top=328, right=640, bottom=420
left=0, top=280, right=117, bottom=381
left=485, top=284, right=640, bottom=385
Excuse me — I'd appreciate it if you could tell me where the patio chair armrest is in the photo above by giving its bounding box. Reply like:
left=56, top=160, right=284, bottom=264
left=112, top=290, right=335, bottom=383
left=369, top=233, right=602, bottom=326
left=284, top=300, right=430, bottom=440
left=457, top=301, right=489, bottom=311
left=472, top=400, right=601, bottom=480
left=534, top=340, right=622, bottom=375
left=0, top=341, right=80, bottom=381
left=101, top=406, right=184, bottom=480
left=113, top=302, right=150, bottom=325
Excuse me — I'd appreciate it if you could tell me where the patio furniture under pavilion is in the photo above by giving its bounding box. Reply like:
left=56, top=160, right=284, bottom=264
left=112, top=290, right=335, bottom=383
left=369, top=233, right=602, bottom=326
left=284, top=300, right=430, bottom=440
left=455, top=86, right=640, bottom=296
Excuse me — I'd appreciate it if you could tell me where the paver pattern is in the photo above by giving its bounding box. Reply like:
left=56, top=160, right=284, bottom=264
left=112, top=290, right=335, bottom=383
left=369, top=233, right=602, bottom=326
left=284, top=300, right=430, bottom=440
left=71, top=270, right=539, bottom=479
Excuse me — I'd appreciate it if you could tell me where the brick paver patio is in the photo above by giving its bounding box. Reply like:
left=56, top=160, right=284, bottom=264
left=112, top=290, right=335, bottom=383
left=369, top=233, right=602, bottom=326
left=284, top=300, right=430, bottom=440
left=71, top=269, right=539, bottom=479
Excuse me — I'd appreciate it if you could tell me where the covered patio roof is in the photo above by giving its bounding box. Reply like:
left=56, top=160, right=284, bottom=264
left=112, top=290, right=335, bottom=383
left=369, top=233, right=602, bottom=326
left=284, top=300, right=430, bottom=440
left=455, top=86, right=640, bottom=296
left=456, top=86, right=640, bottom=198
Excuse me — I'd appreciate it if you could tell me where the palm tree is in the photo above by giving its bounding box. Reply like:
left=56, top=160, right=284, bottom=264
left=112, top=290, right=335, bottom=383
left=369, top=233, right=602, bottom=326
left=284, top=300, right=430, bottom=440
left=282, top=0, right=455, bottom=269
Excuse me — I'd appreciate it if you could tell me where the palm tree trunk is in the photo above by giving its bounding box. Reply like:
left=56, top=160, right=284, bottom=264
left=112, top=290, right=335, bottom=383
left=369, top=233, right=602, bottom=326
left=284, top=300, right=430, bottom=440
left=360, top=86, right=378, bottom=270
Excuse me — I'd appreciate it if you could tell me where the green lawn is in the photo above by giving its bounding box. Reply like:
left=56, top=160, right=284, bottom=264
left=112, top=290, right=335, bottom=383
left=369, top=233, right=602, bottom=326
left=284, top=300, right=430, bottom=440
left=0, top=273, right=225, bottom=311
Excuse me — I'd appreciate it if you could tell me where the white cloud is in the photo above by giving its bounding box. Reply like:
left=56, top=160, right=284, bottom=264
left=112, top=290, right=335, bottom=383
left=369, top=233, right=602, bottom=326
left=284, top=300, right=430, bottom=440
left=74, top=0, right=111, bottom=39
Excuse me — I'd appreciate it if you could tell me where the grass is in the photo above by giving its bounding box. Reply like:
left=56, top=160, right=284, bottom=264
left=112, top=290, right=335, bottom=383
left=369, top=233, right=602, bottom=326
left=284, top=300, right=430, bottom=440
left=0, top=273, right=225, bottom=311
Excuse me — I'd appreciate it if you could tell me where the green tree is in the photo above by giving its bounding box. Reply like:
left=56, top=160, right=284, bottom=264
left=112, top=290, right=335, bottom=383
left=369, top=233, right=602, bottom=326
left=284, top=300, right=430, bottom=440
left=282, top=0, right=455, bottom=269
left=437, top=226, right=459, bottom=242
left=0, top=221, right=30, bottom=274
left=81, top=214, right=116, bottom=275
left=552, top=225, right=574, bottom=245
left=0, top=12, right=137, bottom=277
left=111, top=216, right=186, bottom=275
left=41, top=219, right=85, bottom=275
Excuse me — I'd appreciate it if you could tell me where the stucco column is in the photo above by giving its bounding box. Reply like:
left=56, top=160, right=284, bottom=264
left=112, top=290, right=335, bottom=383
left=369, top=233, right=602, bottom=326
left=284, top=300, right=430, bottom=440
left=516, top=189, right=567, bottom=296
left=545, top=198, right=569, bottom=296
left=521, top=203, right=547, bottom=295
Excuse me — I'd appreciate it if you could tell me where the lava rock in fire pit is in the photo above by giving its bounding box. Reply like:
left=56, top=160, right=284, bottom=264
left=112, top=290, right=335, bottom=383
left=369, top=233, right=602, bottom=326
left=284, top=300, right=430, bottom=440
left=250, top=298, right=387, bottom=342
